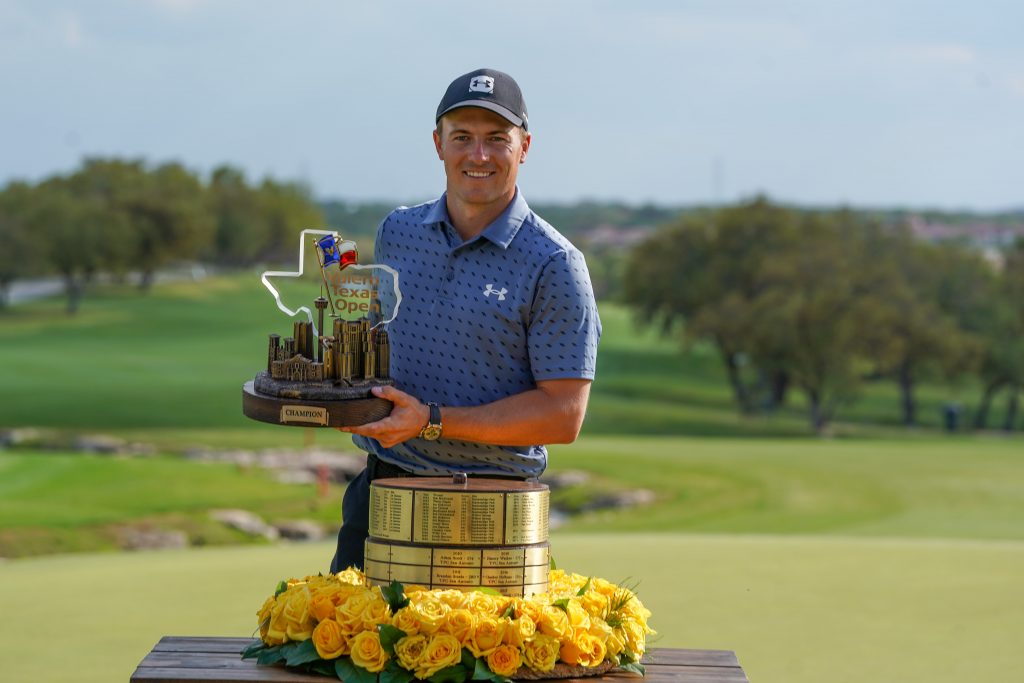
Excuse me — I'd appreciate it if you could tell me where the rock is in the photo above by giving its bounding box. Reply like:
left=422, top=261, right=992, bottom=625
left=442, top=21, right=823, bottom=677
left=73, top=434, right=128, bottom=454
left=274, top=520, right=326, bottom=541
left=276, top=470, right=318, bottom=485
left=581, top=489, right=656, bottom=512
left=541, top=470, right=592, bottom=489
left=210, top=509, right=279, bottom=540
left=119, top=528, right=189, bottom=551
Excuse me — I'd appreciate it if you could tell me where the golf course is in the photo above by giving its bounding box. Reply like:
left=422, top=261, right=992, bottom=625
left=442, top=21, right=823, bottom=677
left=1, top=274, right=1022, bottom=683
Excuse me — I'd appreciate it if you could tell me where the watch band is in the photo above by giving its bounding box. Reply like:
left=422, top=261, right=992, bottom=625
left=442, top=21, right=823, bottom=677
left=419, top=401, right=443, bottom=440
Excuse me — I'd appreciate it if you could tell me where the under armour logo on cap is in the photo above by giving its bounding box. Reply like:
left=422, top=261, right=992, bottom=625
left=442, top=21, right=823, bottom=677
left=469, top=76, right=495, bottom=93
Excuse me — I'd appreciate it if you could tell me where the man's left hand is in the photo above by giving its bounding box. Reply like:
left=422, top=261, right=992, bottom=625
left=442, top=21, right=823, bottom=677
left=338, top=385, right=429, bottom=448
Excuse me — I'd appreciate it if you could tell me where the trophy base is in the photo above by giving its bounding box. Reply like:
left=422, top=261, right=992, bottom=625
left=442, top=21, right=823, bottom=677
left=242, top=380, right=392, bottom=428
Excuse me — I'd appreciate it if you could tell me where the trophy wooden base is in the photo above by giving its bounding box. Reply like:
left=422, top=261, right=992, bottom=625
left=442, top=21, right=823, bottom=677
left=242, top=380, right=392, bottom=428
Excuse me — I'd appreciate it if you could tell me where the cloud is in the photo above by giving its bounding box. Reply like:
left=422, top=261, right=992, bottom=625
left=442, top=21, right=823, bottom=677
left=151, top=0, right=206, bottom=13
left=57, top=11, right=85, bottom=48
left=895, top=43, right=977, bottom=65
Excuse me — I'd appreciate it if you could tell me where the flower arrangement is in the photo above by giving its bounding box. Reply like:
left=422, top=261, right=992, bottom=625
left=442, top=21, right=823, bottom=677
left=243, top=567, right=654, bottom=682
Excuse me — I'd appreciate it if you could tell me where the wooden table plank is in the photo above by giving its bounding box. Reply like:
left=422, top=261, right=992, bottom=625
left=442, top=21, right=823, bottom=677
left=131, top=638, right=749, bottom=683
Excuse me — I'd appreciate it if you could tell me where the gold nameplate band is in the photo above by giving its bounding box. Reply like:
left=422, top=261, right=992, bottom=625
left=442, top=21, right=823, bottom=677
left=365, top=477, right=551, bottom=597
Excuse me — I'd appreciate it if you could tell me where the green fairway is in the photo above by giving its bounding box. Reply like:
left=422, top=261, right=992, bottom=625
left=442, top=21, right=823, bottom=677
left=0, top=451, right=342, bottom=556
left=0, top=535, right=1020, bottom=683
left=0, top=274, right=996, bottom=435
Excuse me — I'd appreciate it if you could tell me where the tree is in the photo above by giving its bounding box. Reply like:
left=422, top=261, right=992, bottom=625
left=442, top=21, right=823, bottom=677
left=625, top=197, right=801, bottom=415
left=973, top=242, right=1024, bottom=430
left=28, top=178, right=122, bottom=314
left=0, top=182, right=45, bottom=307
left=207, top=165, right=269, bottom=266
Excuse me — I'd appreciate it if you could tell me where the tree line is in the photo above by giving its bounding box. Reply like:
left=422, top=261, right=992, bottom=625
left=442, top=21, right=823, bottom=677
left=0, top=158, right=322, bottom=313
left=623, top=197, right=1024, bottom=433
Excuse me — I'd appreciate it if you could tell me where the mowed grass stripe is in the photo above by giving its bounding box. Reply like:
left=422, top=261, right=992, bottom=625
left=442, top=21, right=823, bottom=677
left=0, top=534, right=1020, bottom=683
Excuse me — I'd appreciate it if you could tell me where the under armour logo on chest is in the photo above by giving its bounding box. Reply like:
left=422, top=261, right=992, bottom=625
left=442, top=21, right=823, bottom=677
left=483, top=284, right=508, bottom=301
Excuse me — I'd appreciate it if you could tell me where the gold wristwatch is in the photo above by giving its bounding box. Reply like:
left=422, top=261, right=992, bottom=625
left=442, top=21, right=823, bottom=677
left=419, top=402, right=442, bottom=441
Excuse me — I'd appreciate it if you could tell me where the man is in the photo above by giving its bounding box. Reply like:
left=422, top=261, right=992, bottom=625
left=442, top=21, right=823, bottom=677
left=330, top=68, right=601, bottom=573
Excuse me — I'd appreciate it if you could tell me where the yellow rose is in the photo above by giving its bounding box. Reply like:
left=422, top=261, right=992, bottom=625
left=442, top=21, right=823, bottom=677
left=537, top=605, right=569, bottom=639
left=512, top=597, right=543, bottom=624
left=442, top=608, right=477, bottom=644
left=522, top=634, right=559, bottom=672
left=257, top=596, right=276, bottom=641
left=467, top=616, right=506, bottom=658
left=395, top=634, right=427, bottom=672
left=560, top=632, right=606, bottom=668
left=335, top=591, right=373, bottom=632
left=606, top=627, right=627, bottom=659
left=266, top=598, right=290, bottom=645
left=335, top=567, right=367, bottom=586
left=392, top=606, right=421, bottom=636
left=409, top=596, right=449, bottom=635
left=487, top=644, right=522, bottom=678
left=564, top=600, right=591, bottom=635
left=311, top=618, right=349, bottom=659
left=350, top=630, right=390, bottom=673
left=434, top=589, right=466, bottom=609
left=282, top=586, right=314, bottom=641
left=591, top=577, right=617, bottom=599
left=416, top=634, right=463, bottom=679
left=580, top=590, right=608, bottom=617
left=469, top=591, right=509, bottom=618
left=621, top=620, right=649, bottom=656
left=361, top=594, right=392, bottom=631
left=502, top=616, right=536, bottom=649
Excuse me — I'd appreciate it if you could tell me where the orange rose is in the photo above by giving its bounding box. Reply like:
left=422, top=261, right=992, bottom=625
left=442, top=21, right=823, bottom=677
left=560, top=632, right=606, bottom=668
left=487, top=644, right=522, bottom=678
left=311, top=618, right=349, bottom=659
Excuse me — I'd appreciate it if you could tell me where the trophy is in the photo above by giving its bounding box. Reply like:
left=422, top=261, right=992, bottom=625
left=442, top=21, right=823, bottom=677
left=242, top=230, right=402, bottom=427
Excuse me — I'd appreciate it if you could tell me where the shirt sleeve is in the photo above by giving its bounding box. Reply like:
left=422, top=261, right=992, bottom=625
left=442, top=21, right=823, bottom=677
left=527, top=248, right=602, bottom=381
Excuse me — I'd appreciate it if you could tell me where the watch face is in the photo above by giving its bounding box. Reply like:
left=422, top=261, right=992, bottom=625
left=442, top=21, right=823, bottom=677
left=421, top=425, right=443, bottom=441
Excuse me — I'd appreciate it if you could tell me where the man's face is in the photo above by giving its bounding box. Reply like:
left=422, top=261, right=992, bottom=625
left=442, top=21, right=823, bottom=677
left=433, top=107, right=530, bottom=212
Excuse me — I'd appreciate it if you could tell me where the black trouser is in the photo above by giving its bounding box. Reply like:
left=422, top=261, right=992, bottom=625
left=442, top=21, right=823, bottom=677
left=329, top=454, right=527, bottom=574
left=330, top=454, right=410, bottom=573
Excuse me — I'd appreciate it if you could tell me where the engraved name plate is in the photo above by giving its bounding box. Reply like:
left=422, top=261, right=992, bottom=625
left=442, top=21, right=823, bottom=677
left=369, top=486, right=414, bottom=541
left=504, top=490, right=549, bottom=544
left=280, top=405, right=328, bottom=425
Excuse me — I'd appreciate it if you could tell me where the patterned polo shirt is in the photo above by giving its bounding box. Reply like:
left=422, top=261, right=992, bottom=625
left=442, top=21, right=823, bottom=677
left=352, top=189, right=602, bottom=477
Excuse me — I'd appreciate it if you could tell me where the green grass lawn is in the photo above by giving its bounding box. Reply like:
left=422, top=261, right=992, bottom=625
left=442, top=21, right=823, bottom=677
left=2, top=275, right=1022, bottom=683
left=0, top=535, right=1020, bottom=683
left=0, top=274, right=1004, bottom=436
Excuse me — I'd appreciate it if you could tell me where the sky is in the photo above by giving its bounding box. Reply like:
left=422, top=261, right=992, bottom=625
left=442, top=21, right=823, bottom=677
left=1, top=0, right=1022, bottom=211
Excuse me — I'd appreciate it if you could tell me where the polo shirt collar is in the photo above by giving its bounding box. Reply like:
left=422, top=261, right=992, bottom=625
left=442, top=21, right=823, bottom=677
left=420, top=189, right=530, bottom=250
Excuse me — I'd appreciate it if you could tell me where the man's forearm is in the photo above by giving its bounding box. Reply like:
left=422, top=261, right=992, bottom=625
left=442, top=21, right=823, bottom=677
left=340, top=379, right=591, bottom=449
left=441, top=380, right=591, bottom=446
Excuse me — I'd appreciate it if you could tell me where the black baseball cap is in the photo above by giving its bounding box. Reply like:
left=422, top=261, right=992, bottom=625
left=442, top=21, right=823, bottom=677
left=435, top=68, right=529, bottom=131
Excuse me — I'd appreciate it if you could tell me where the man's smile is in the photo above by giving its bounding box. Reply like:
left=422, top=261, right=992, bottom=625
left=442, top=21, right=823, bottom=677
left=464, top=170, right=494, bottom=178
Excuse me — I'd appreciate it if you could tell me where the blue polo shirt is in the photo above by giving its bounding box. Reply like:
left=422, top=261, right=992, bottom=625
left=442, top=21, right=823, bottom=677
left=353, top=189, right=601, bottom=477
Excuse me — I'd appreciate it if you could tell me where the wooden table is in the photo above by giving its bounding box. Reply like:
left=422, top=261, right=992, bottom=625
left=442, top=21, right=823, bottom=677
left=132, top=637, right=749, bottom=683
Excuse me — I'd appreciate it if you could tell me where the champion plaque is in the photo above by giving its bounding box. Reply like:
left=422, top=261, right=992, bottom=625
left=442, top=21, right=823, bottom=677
left=242, top=229, right=404, bottom=427
left=365, top=477, right=550, bottom=597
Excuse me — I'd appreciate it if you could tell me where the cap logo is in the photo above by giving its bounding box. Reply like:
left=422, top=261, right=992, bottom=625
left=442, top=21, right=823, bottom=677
left=469, top=76, right=495, bottom=93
